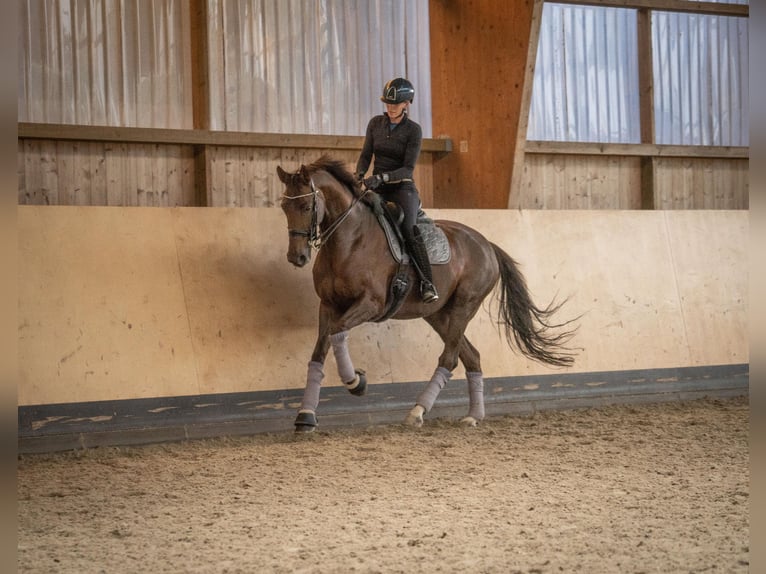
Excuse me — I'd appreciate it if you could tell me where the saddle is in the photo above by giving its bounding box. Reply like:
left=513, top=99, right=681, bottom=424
left=368, top=194, right=451, bottom=321
left=369, top=195, right=451, bottom=265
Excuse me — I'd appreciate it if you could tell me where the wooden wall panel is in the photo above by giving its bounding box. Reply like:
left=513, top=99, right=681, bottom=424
left=18, top=142, right=435, bottom=209
left=519, top=154, right=642, bottom=209
left=429, top=0, right=534, bottom=208
left=653, top=158, right=749, bottom=209
left=518, top=154, right=747, bottom=210
left=18, top=140, right=195, bottom=207
left=205, top=148, right=434, bottom=208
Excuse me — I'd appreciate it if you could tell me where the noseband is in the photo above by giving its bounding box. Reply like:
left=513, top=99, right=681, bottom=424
left=282, top=175, right=369, bottom=251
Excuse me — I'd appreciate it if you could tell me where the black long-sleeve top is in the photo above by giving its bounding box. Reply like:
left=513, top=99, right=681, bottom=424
left=356, top=113, right=422, bottom=183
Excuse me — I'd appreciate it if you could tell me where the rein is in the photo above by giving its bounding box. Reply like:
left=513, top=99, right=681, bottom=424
left=282, top=176, right=369, bottom=251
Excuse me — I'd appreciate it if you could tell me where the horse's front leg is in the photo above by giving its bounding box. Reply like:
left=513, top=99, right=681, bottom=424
left=295, top=304, right=334, bottom=432
left=295, top=297, right=379, bottom=432
left=327, top=291, right=387, bottom=396
left=330, top=330, right=367, bottom=396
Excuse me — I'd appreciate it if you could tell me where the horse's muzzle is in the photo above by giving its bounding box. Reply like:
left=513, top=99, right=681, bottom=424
left=287, top=251, right=310, bottom=268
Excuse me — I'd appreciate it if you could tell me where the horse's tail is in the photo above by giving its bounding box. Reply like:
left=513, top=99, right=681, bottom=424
left=491, top=243, right=579, bottom=367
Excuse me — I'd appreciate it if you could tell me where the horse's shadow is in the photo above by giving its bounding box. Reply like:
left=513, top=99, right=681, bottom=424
left=181, top=246, right=318, bottom=375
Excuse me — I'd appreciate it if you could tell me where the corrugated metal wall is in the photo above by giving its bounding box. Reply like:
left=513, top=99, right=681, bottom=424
left=528, top=4, right=640, bottom=143
left=18, top=0, right=432, bottom=136
left=653, top=9, right=749, bottom=145
left=18, top=0, right=192, bottom=128
left=527, top=1, right=749, bottom=146
left=207, top=0, right=431, bottom=136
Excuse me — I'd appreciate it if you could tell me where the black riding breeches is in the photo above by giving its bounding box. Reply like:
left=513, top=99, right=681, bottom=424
left=380, top=181, right=419, bottom=241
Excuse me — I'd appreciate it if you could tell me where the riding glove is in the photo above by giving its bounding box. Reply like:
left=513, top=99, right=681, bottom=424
left=364, top=174, right=384, bottom=190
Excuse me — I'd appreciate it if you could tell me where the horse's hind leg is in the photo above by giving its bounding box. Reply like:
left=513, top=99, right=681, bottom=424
left=409, top=334, right=486, bottom=427
left=457, top=336, right=485, bottom=427
left=404, top=366, right=452, bottom=427
left=405, top=308, right=480, bottom=427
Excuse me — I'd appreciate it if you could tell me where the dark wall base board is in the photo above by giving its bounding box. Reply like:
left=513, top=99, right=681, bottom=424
left=18, top=364, right=748, bottom=454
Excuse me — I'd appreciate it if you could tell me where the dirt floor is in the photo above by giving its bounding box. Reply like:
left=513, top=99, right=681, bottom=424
left=17, top=396, right=749, bottom=574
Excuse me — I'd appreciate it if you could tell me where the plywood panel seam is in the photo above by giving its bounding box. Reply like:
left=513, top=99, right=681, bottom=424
left=171, top=211, right=203, bottom=395
left=661, top=211, right=692, bottom=361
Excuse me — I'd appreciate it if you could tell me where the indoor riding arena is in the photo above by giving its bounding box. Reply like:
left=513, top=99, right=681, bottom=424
left=17, top=1, right=749, bottom=573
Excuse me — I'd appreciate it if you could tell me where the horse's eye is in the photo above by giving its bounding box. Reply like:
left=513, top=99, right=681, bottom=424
left=303, top=203, right=312, bottom=212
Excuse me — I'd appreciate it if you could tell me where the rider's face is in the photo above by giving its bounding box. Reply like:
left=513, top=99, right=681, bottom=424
left=385, top=101, right=408, bottom=122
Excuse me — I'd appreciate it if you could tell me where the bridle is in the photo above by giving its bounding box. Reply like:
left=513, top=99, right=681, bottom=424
left=282, top=175, right=369, bottom=251
left=283, top=178, right=320, bottom=247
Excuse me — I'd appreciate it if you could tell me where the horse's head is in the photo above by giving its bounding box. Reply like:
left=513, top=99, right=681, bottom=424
left=277, top=164, right=325, bottom=268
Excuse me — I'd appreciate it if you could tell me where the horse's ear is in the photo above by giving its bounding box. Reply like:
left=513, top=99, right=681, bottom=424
left=276, top=165, right=290, bottom=184
left=299, top=165, right=311, bottom=182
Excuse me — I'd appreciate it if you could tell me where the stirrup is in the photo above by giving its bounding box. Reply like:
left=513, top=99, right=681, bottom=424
left=421, top=282, right=439, bottom=303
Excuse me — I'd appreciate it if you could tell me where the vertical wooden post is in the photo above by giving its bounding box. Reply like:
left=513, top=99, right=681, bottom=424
left=429, top=0, right=535, bottom=208
left=189, top=0, right=210, bottom=206
left=637, top=8, right=656, bottom=210
left=509, top=0, right=544, bottom=209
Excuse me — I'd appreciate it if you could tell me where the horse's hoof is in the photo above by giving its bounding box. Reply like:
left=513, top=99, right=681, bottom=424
left=345, top=369, right=367, bottom=397
left=460, top=416, right=479, bottom=427
left=404, top=414, right=423, bottom=427
left=294, top=410, right=317, bottom=433
left=404, top=405, right=425, bottom=427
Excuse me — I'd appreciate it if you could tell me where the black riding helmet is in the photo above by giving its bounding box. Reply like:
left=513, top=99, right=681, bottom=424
left=380, top=77, right=415, bottom=104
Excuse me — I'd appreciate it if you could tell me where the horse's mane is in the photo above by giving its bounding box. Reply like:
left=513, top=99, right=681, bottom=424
left=307, top=155, right=369, bottom=202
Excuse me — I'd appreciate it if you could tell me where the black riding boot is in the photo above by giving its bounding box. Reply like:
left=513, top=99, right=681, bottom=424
left=407, top=226, right=439, bottom=303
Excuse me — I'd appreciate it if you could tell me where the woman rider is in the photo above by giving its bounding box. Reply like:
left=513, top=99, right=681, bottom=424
left=355, top=77, right=439, bottom=303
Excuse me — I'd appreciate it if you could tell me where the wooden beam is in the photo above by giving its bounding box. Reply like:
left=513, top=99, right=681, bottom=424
left=509, top=0, right=545, bottom=210
left=524, top=141, right=749, bottom=159
left=189, top=0, right=210, bottom=206
left=189, top=0, right=209, bottom=131
left=548, top=0, right=748, bottom=18
left=17, top=122, right=453, bottom=153
left=637, top=8, right=655, bottom=209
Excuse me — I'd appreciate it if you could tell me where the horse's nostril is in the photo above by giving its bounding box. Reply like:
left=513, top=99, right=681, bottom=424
left=288, top=252, right=309, bottom=268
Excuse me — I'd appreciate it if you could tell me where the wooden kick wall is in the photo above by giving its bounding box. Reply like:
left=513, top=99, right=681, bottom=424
left=18, top=206, right=747, bottom=407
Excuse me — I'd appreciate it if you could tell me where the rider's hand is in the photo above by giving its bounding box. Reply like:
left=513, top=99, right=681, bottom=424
left=364, top=174, right=384, bottom=190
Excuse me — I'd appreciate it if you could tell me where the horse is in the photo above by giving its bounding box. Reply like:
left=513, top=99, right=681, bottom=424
left=276, top=155, right=577, bottom=432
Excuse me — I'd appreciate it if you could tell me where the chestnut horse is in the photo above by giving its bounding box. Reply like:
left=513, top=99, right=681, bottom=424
left=277, top=156, right=576, bottom=432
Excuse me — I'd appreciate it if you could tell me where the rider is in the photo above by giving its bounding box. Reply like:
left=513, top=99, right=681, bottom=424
left=355, top=77, right=439, bottom=303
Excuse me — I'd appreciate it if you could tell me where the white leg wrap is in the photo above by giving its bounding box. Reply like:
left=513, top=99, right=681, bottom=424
left=416, top=366, right=452, bottom=413
left=330, top=331, right=356, bottom=384
left=299, top=361, right=325, bottom=413
left=466, top=371, right=485, bottom=421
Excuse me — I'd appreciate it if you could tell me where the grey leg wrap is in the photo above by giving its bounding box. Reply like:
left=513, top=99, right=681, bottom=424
left=330, top=331, right=356, bottom=384
left=299, top=361, right=325, bottom=413
left=416, top=366, right=452, bottom=412
left=466, top=371, right=485, bottom=421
